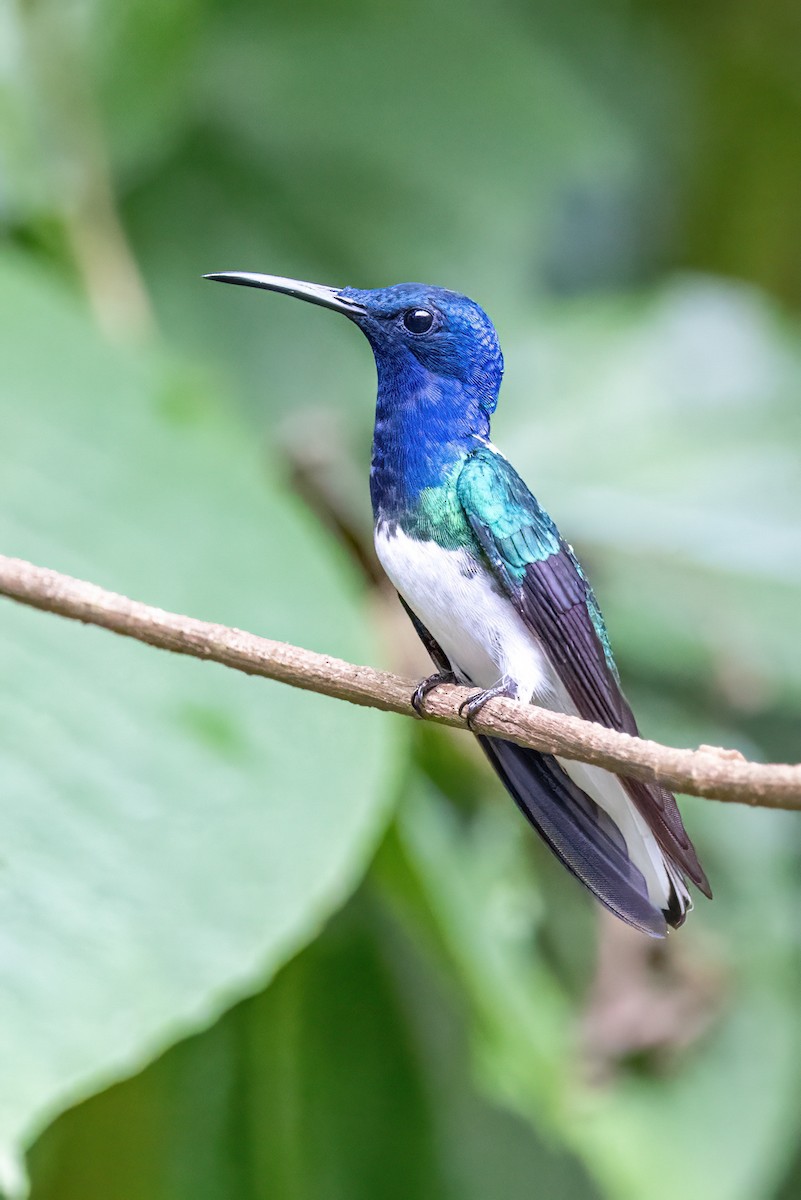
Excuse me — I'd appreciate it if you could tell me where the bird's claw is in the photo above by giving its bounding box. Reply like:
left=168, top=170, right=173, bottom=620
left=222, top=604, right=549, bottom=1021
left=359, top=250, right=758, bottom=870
left=458, top=678, right=516, bottom=730
left=458, top=691, right=485, bottom=730
left=411, top=670, right=457, bottom=717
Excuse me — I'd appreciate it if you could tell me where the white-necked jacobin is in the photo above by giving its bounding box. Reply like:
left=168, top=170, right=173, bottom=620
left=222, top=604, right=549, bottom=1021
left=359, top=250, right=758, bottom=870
left=206, top=270, right=710, bottom=936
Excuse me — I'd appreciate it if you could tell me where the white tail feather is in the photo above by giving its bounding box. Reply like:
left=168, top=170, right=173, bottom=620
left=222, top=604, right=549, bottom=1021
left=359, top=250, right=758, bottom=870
left=557, top=756, right=690, bottom=920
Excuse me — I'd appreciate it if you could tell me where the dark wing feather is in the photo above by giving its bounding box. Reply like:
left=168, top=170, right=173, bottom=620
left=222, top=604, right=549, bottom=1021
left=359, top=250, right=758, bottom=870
left=522, top=551, right=708, bottom=890
left=479, top=736, right=668, bottom=937
left=522, top=550, right=631, bottom=731
left=457, top=447, right=710, bottom=898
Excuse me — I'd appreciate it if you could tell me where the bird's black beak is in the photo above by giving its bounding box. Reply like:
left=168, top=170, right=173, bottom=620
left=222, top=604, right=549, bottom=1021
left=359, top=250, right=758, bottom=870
left=203, top=271, right=367, bottom=317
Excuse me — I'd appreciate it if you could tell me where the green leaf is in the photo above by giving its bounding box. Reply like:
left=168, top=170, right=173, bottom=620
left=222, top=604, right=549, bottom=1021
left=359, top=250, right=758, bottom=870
left=388, top=776, right=576, bottom=1125
left=27, top=890, right=600, bottom=1200
left=0, top=253, right=399, bottom=1182
left=29, top=903, right=448, bottom=1200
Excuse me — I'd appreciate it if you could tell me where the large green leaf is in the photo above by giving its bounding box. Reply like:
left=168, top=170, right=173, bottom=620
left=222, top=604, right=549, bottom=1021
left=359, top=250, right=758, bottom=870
left=0, top=252, right=399, bottom=1187
left=29, top=902, right=448, bottom=1200
left=27, top=889, right=600, bottom=1200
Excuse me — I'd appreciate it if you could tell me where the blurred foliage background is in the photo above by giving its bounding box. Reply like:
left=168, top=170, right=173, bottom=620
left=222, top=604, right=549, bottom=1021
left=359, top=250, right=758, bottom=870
left=1, top=0, right=801, bottom=1196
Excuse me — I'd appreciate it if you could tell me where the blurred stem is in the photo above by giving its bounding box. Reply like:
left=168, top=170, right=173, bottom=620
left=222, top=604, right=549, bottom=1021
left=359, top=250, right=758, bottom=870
left=19, top=0, right=154, bottom=341
left=0, top=552, right=800, bottom=808
left=62, top=173, right=154, bottom=343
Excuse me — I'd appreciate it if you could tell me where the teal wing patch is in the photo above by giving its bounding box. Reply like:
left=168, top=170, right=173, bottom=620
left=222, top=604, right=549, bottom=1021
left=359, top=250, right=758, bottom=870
left=456, top=447, right=561, bottom=578
left=456, top=446, right=621, bottom=685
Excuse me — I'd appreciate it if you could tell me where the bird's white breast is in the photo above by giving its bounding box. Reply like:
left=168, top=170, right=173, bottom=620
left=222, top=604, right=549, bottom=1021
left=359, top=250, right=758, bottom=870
left=375, top=525, right=551, bottom=701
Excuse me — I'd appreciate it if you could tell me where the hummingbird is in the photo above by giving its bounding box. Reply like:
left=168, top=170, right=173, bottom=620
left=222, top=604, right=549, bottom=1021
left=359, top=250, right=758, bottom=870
left=206, top=271, right=710, bottom=936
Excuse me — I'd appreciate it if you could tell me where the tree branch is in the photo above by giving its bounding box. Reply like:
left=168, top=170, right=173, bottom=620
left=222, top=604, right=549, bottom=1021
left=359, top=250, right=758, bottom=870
left=0, top=553, right=798, bottom=808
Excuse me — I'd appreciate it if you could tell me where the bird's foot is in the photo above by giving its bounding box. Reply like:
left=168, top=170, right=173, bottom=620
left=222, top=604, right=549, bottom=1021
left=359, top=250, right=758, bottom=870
left=411, top=670, right=458, bottom=717
left=458, top=676, right=517, bottom=729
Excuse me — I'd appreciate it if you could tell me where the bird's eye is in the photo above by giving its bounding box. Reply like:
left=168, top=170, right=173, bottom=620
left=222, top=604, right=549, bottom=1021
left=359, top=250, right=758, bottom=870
left=402, top=308, right=434, bottom=334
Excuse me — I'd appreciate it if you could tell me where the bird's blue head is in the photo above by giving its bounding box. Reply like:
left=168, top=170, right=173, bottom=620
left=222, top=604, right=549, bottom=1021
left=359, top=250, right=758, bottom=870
left=337, top=281, right=504, bottom=415
left=205, top=271, right=504, bottom=515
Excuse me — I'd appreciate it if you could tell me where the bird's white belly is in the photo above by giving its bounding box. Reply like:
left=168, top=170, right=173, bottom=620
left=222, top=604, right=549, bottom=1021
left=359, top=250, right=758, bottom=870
left=376, top=528, right=681, bottom=914
left=375, top=526, right=551, bottom=701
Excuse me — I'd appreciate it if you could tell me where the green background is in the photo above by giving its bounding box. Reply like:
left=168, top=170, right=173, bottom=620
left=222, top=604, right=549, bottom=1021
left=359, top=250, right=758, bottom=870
left=2, top=0, right=801, bottom=1196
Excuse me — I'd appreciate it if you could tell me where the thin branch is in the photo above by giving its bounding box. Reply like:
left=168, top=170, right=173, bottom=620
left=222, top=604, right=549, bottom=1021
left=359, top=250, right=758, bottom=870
left=0, top=554, right=799, bottom=808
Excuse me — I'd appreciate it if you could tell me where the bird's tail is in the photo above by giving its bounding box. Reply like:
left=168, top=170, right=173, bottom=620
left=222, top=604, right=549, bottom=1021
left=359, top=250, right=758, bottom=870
left=478, top=736, right=686, bottom=937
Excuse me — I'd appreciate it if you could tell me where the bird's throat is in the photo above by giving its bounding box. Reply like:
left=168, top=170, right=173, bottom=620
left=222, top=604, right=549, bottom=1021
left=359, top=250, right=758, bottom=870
left=369, top=354, right=489, bottom=528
